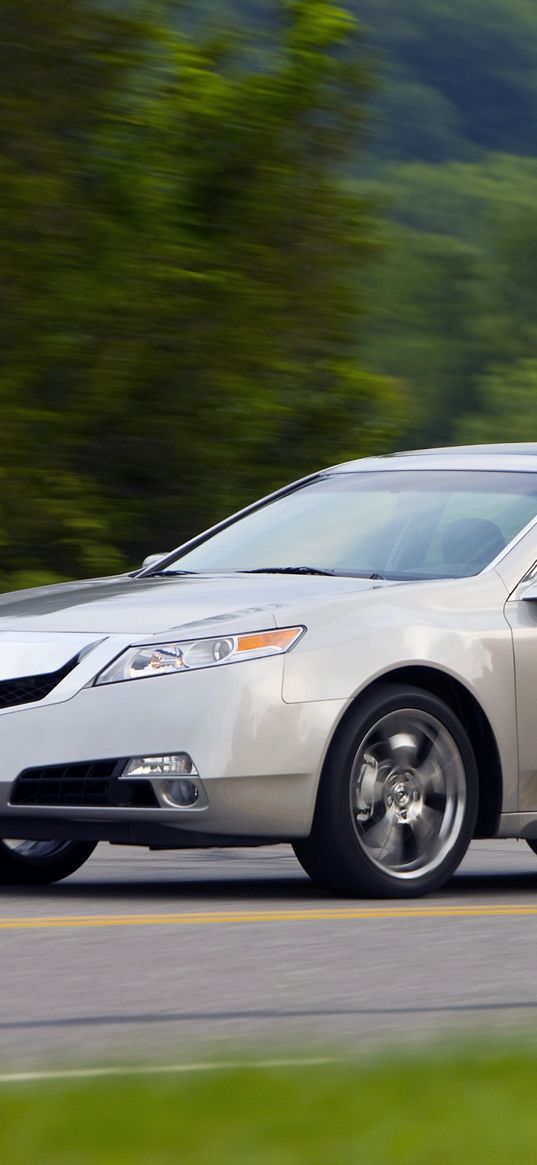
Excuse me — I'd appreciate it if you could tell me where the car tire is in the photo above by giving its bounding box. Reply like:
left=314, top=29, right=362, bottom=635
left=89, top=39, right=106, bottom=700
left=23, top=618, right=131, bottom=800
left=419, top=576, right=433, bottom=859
left=0, top=839, right=97, bottom=885
left=525, top=839, right=537, bottom=857
left=293, top=684, right=479, bottom=899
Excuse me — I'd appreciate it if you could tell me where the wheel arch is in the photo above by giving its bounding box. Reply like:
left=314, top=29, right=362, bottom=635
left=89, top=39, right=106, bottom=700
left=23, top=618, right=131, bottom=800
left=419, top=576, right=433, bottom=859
left=321, top=665, right=503, bottom=839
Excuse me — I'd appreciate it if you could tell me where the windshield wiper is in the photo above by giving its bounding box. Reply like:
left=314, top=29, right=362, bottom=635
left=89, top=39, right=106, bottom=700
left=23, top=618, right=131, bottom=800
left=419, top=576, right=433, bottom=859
left=243, top=566, right=337, bottom=576
left=143, top=566, right=387, bottom=580
left=243, top=567, right=386, bottom=580
left=141, top=569, right=197, bottom=577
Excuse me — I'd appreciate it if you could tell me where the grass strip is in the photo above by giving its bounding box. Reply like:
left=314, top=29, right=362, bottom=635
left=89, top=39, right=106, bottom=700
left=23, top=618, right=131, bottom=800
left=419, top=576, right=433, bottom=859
left=1, top=1044, right=537, bottom=1163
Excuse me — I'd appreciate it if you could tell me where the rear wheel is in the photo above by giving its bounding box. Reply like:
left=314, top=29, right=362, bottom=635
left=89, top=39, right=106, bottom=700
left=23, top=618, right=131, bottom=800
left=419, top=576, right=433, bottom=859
left=293, top=684, right=479, bottom=898
left=0, top=839, right=96, bottom=885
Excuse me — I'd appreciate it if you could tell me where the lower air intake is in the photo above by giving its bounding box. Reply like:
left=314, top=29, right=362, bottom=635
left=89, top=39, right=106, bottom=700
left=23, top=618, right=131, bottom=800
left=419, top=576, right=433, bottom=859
left=10, top=760, right=159, bottom=809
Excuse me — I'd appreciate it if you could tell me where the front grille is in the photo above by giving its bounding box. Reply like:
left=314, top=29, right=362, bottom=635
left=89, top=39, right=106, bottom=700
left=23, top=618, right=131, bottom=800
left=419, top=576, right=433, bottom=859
left=0, top=656, right=79, bottom=710
left=10, top=760, right=159, bottom=809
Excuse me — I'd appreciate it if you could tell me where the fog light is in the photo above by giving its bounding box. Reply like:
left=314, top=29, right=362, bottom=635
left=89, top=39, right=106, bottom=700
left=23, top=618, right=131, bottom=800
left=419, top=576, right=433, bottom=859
left=163, top=779, right=200, bottom=807
left=123, top=753, right=198, bottom=779
left=155, top=776, right=208, bottom=809
left=121, top=753, right=207, bottom=809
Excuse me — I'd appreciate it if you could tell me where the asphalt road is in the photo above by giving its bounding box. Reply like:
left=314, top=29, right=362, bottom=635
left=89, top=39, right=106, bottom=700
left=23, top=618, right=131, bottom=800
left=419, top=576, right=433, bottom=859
left=1, top=839, right=537, bottom=1074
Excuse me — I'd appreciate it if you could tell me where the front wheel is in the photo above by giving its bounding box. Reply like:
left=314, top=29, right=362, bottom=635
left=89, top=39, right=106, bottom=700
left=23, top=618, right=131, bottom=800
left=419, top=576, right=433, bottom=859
left=293, top=685, right=479, bottom=898
left=0, top=839, right=96, bottom=885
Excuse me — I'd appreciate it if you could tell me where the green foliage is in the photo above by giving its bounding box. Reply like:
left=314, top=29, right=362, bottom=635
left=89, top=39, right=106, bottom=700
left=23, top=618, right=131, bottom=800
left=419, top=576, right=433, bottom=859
left=0, top=0, right=147, bottom=585
left=223, top=0, right=537, bottom=164
left=0, top=0, right=398, bottom=586
left=3, top=0, right=537, bottom=590
left=363, top=156, right=537, bottom=449
left=172, top=4, right=537, bottom=466
left=360, top=0, right=537, bottom=162
left=457, top=361, right=537, bottom=445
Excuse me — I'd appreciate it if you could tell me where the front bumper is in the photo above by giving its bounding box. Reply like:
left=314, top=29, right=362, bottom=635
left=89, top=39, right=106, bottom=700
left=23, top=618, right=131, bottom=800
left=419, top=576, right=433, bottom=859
left=0, top=654, right=343, bottom=845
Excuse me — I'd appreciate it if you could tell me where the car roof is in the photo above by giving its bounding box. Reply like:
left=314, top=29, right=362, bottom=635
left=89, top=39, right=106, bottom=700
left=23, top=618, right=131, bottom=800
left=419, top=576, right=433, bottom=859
left=331, top=443, right=537, bottom=474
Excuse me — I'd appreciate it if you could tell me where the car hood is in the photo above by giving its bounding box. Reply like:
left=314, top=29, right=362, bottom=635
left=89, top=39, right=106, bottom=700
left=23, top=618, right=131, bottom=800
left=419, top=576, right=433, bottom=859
left=0, top=572, right=389, bottom=636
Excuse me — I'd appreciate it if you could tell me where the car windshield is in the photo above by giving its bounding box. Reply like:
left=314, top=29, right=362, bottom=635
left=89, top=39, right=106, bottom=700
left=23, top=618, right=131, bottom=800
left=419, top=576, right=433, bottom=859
left=159, top=469, right=537, bottom=580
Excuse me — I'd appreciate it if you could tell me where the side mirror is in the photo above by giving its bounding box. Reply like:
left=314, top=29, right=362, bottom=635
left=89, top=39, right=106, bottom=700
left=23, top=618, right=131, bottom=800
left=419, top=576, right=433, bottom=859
left=142, top=553, right=171, bottom=569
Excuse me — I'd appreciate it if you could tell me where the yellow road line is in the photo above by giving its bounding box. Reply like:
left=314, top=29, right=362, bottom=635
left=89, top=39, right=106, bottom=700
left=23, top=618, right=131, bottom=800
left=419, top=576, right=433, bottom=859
left=1, top=903, right=537, bottom=930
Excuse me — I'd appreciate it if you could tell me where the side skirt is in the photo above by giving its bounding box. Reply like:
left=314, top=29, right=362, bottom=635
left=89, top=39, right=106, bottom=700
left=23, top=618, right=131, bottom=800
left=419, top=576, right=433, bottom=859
left=496, top=812, right=537, bottom=839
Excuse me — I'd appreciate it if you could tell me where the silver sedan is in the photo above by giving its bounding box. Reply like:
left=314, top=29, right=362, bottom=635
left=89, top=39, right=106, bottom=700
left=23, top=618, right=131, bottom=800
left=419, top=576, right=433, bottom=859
left=3, top=442, right=537, bottom=897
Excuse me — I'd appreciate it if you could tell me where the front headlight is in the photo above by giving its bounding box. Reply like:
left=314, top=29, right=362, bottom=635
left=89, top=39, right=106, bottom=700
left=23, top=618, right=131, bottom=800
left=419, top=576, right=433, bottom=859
left=94, top=626, right=305, bottom=684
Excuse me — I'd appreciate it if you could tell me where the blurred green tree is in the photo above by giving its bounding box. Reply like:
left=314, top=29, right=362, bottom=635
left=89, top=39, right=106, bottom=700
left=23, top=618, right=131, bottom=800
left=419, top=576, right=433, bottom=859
left=211, top=0, right=537, bottom=163
left=457, top=360, right=537, bottom=444
left=0, top=0, right=147, bottom=586
left=358, top=0, right=537, bottom=162
left=91, top=0, right=402, bottom=562
left=0, top=0, right=401, bottom=584
left=362, top=156, right=537, bottom=450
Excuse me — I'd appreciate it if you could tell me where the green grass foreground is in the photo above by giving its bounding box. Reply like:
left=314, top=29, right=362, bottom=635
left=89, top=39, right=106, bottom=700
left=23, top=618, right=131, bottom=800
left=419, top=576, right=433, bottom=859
left=2, top=1047, right=537, bottom=1164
